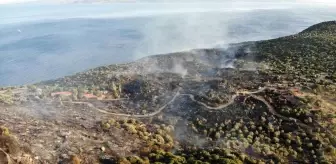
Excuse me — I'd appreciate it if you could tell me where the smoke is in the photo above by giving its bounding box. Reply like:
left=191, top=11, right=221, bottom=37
left=3, top=0, right=336, bottom=5
left=0, top=0, right=36, bottom=4
left=0, top=1, right=336, bottom=85
left=127, top=1, right=336, bottom=75
left=134, top=13, right=227, bottom=59
left=131, top=2, right=335, bottom=60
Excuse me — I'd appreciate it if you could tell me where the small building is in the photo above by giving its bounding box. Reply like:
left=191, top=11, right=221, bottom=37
left=83, top=93, right=98, bottom=100
left=51, top=92, right=72, bottom=97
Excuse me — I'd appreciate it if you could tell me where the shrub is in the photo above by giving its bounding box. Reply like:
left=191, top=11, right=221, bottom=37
left=0, top=127, right=10, bottom=136
left=124, top=124, right=137, bottom=134
left=0, top=93, right=13, bottom=105
left=71, top=155, right=81, bottom=164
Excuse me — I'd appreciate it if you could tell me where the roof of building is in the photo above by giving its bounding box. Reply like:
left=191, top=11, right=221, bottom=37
left=84, top=93, right=98, bottom=99
left=51, top=92, right=72, bottom=97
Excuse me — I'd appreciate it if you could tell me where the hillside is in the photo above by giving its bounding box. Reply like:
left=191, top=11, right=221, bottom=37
left=0, top=21, right=336, bottom=164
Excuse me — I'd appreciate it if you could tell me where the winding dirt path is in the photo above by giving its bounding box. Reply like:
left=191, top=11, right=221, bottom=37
left=49, top=85, right=336, bottom=145
left=63, top=86, right=322, bottom=134
left=180, top=94, right=238, bottom=110
left=66, top=87, right=271, bottom=117
left=179, top=87, right=270, bottom=110
left=248, top=94, right=311, bottom=129
left=65, top=88, right=181, bottom=118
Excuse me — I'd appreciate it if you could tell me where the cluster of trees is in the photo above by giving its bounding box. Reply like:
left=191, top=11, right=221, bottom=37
left=187, top=105, right=333, bottom=163
left=117, top=147, right=262, bottom=164
left=194, top=90, right=229, bottom=107
left=215, top=68, right=278, bottom=91
left=39, top=70, right=172, bottom=102
left=100, top=118, right=266, bottom=163
left=36, top=63, right=130, bottom=99
left=231, top=22, right=336, bottom=94
left=255, top=35, right=335, bottom=77
left=101, top=118, right=175, bottom=151
left=35, top=80, right=125, bottom=101
left=300, top=21, right=336, bottom=36
left=260, top=89, right=322, bottom=125
left=118, top=150, right=186, bottom=164
left=40, top=65, right=119, bottom=88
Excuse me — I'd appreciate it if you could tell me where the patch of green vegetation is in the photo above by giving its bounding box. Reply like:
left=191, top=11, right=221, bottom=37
left=117, top=147, right=263, bottom=164
left=0, top=90, right=13, bottom=105
left=249, top=21, right=336, bottom=84
left=189, top=115, right=330, bottom=163
left=101, top=118, right=175, bottom=151
left=0, top=126, right=10, bottom=136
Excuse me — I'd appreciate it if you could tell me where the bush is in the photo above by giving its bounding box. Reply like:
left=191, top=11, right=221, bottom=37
left=124, top=124, right=137, bottom=134
left=0, top=92, right=13, bottom=105
left=0, top=127, right=10, bottom=136
left=71, top=155, right=81, bottom=164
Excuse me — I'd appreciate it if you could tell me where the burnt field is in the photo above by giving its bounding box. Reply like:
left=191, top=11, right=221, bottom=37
left=0, top=21, right=336, bottom=164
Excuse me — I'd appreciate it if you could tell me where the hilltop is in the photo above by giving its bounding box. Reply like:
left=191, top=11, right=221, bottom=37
left=0, top=21, right=336, bottom=164
left=300, top=21, right=336, bottom=34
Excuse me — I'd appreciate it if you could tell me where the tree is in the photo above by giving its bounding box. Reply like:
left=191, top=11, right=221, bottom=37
left=214, top=132, right=221, bottom=139
left=72, top=88, right=78, bottom=100
left=77, top=87, right=85, bottom=99
left=109, top=82, right=120, bottom=98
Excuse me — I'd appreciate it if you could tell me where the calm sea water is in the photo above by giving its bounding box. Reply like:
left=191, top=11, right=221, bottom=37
left=0, top=3, right=335, bottom=86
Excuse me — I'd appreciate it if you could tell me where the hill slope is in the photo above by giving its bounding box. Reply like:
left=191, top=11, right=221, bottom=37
left=0, top=21, right=336, bottom=164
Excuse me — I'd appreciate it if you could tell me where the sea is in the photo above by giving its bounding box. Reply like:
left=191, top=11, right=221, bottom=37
left=0, top=2, right=335, bottom=86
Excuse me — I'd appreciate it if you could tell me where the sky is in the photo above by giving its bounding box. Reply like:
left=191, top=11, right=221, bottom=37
left=1, top=0, right=336, bottom=26
left=0, top=0, right=35, bottom=4
left=0, top=0, right=336, bottom=4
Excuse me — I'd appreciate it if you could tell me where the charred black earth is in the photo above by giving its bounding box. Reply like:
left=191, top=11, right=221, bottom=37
left=0, top=21, right=336, bottom=164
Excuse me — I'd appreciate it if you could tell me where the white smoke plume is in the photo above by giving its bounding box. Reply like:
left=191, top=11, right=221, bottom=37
left=0, top=0, right=336, bottom=85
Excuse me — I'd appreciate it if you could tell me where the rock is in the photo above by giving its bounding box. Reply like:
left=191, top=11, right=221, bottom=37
left=36, top=88, right=43, bottom=95
left=61, top=154, right=69, bottom=159
left=59, top=130, right=71, bottom=138
left=101, top=146, right=105, bottom=152
left=34, top=96, right=41, bottom=100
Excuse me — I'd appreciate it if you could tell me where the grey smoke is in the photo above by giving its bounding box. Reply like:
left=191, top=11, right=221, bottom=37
left=0, top=2, right=336, bottom=86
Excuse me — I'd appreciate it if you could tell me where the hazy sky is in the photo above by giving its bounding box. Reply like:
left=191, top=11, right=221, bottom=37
left=1, top=0, right=335, bottom=25
left=1, top=0, right=336, bottom=5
